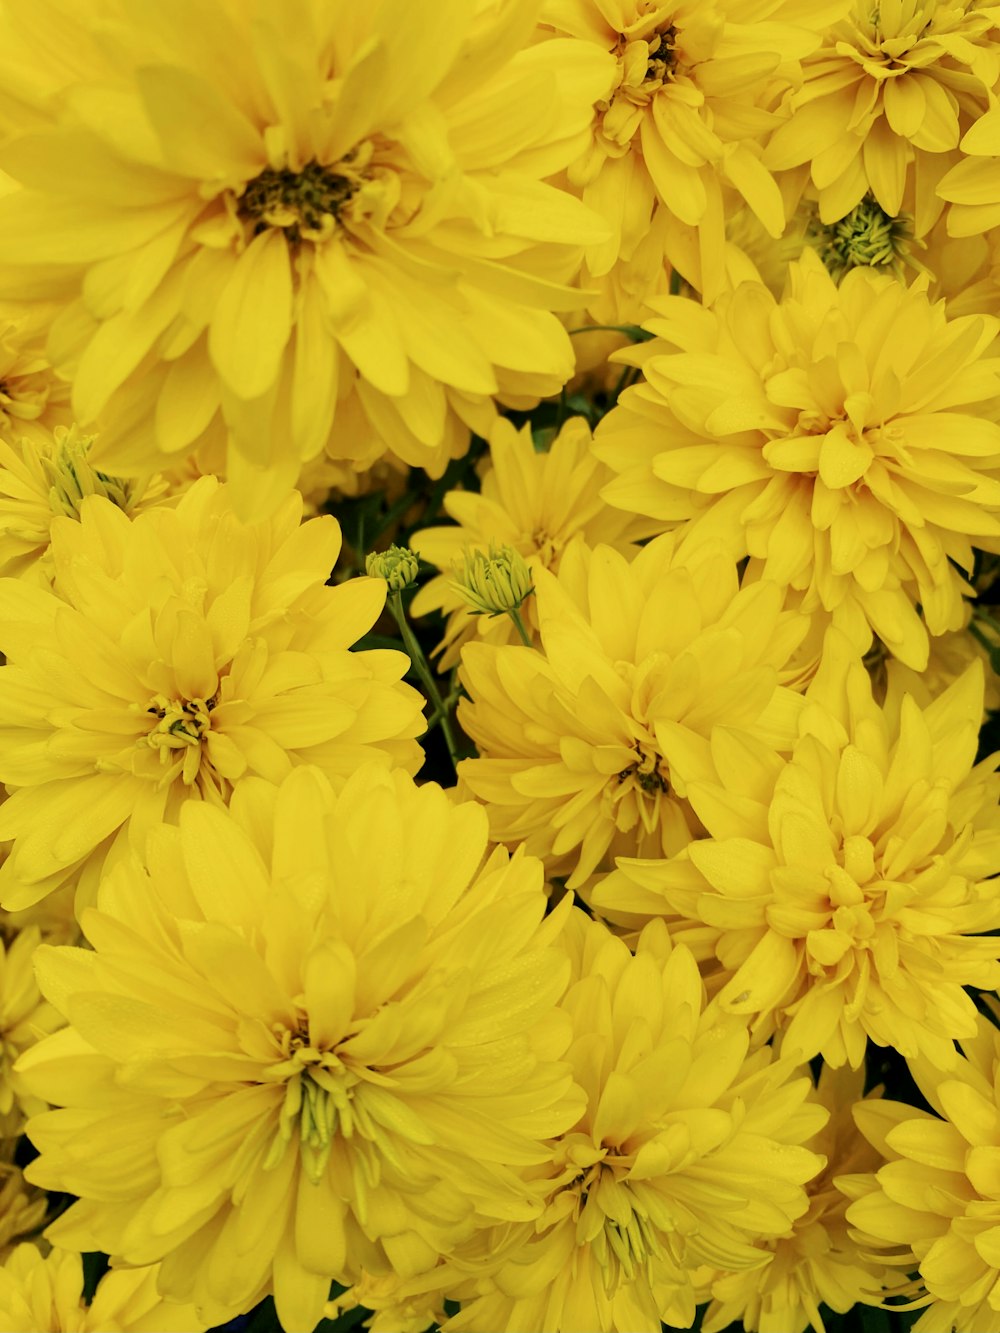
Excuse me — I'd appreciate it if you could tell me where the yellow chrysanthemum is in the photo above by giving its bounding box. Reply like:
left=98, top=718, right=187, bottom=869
left=844, top=1009, right=1000, bottom=1333
left=0, top=924, right=63, bottom=1138
left=19, top=765, right=582, bottom=1332
left=0, top=1244, right=204, bottom=1333
left=596, top=644, right=1000, bottom=1069
left=594, top=253, right=1000, bottom=669
left=702, top=1065, right=896, bottom=1333
left=763, top=0, right=1000, bottom=232
left=0, top=0, right=613, bottom=517
left=0, top=1140, right=46, bottom=1257
left=0, top=475, right=424, bottom=912
left=457, top=536, right=807, bottom=887
left=0, top=318, right=71, bottom=447
left=410, top=417, right=653, bottom=667
left=0, top=423, right=170, bottom=582
left=410, top=913, right=826, bottom=1332
left=541, top=0, right=843, bottom=309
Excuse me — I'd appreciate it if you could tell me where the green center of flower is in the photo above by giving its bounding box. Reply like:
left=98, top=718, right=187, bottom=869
left=576, top=1163, right=666, bottom=1285
left=808, top=197, right=915, bottom=282
left=237, top=159, right=360, bottom=245
left=140, top=692, right=218, bottom=786
left=262, top=1025, right=362, bottom=1185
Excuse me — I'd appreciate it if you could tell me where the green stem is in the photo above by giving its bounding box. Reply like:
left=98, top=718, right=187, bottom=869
left=973, top=605, right=1000, bottom=637
left=387, top=591, right=462, bottom=772
left=508, top=606, right=534, bottom=648
left=567, top=323, right=653, bottom=342
left=669, top=267, right=683, bottom=295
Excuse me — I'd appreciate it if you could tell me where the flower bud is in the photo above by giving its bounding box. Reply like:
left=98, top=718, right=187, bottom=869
left=43, top=425, right=133, bottom=519
left=452, top=542, right=533, bottom=617
left=365, top=545, right=419, bottom=592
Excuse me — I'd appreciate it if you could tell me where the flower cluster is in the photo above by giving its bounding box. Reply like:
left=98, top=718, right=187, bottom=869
left=0, top=2, right=999, bottom=1332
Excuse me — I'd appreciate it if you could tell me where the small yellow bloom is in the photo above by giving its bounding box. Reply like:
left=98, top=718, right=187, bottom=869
left=0, top=423, right=169, bottom=581
left=410, top=416, right=652, bottom=667
left=0, top=318, right=71, bottom=447
left=597, top=643, right=1000, bottom=1069
left=0, top=924, right=63, bottom=1138
left=845, top=1007, right=1000, bottom=1332
left=458, top=536, right=807, bottom=886
left=19, top=765, right=582, bottom=1333
left=0, top=1244, right=204, bottom=1332
left=0, top=1140, right=46, bottom=1258
left=0, top=476, right=425, bottom=912
left=595, top=253, right=1000, bottom=669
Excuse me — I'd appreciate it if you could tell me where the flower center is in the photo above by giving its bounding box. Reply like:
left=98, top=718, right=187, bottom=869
left=576, top=1163, right=665, bottom=1285
left=237, top=157, right=364, bottom=245
left=617, top=742, right=669, bottom=796
left=807, top=196, right=915, bottom=281
left=261, top=1023, right=361, bottom=1184
left=138, top=691, right=218, bottom=787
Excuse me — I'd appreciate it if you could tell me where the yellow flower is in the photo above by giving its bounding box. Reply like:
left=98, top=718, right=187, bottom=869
left=457, top=536, right=807, bottom=887
left=845, top=1008, right=1000, bottom=1332
left=0, top=1244, right=205, bottom=1332
left=0, top=475, right=424, bottom=912
left=595, top=253, right=1000, bottom=669
left=596, top=644, right=1000, bottom=1069
left=763, top=0, right=1000, bottom=232
left=541, top=0, right=841, bottom=308
left=0, top=318, right=71, bottom=446
left=410, top=416, right=652, bottom=667
left=0, top=0, right=613, bottom=517
left=0, top=423, right=169, bottom=581
left=0, top=924, right=63, bottom=1138
left=428, top=913, right=826, bottom=1332
left=702, top=1065, right=897, bottom=1333
left=19, top=765, right=582, bottom=1332
left=0, top=1140, right=46, bottom=1257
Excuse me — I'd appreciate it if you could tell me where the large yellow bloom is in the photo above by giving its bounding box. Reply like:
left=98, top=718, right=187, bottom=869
left=540, top=0, right=842, bottom=309
left=457, top=536, right=807, bottom=887
left=0, top=1244, right=204, bottom=1332
left=844, top=1008, right=1000, bottom=1332
left=594, top=253, right=1000, bottom=669
left=0, top=0, right=612, bottom=517
left=409, top=416, right=653, bottom=667
left=0, top=475, right=424, bottom=911
left=18, top=765, right=582, bottom=1332
left=415, top=913, right=826, bottom=1332
left=596, top=645, right=1000, bottom=1069
left=763, top=0, right=1000, bottom=232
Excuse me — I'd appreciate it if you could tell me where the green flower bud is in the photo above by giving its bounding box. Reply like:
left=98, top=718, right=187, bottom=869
left=365, top=544, right=419, bottom=592
left=807, top=196, right=918, bottom=283
left=452, top=542, right=534, bottom=618
left=43, top=425, right=133, bottom=519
